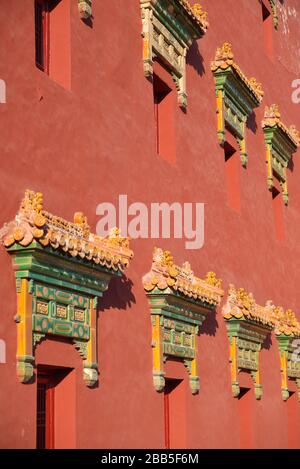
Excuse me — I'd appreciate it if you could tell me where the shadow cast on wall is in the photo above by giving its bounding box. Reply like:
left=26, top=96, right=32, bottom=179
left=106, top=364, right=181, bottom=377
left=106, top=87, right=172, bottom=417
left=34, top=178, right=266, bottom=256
left=186, top=41, right=205, bottom=77
left=98, top=275, right=136, bottom=312
left=262, top=332, right=272, bottom=351
left=81, top=15, right=94, bottom=28
left=246, top=111, right=258, bottom=134
left=199, top=309, right=218, bottom=337
left=288, top=156, right=294, bottom=172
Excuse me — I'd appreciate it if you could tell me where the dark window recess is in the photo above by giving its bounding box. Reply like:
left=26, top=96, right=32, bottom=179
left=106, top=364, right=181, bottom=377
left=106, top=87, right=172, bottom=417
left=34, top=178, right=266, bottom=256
left=36, top=382, right=47, bottom=449
left=36, top=371, right=55, bottom=449
left=35, top=0, right=49, bottom=72
left=262, top=1, right=271, bottom=21
left=238, top=387, right=251, bottom=400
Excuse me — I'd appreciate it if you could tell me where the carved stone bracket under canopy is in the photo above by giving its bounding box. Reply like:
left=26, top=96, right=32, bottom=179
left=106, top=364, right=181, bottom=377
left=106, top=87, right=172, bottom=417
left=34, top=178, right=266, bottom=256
left=140, top=0, right=208, bottom=109
left=143, top=247, right=223, bottom=394
left=271, top=306, right=300, bottom=401
left=1, top=190, right=133, bottom=387
left=222, top=285, right=274, bottom=400
left=211, top=43, right=264, bottom=167
left=262, top=104, right=300, bottom=205
left=78, top=0, right=92, bottom=19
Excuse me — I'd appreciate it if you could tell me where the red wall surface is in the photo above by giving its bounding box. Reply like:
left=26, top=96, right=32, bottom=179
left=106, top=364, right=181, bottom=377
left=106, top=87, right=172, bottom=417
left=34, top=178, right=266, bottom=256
left=0, top=0, right=300, bottom=448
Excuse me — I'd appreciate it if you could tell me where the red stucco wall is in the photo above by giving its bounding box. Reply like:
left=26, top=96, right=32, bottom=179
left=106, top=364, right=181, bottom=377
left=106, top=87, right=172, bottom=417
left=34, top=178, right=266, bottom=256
left=0, top=0, right=300, bottom=448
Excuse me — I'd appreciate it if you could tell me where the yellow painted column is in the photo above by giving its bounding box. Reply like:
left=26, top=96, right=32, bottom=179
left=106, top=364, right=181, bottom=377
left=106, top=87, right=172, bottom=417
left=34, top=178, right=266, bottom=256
left=266, top=144, right=273, bottom=188
left=152, top=315, right=165, bottom=391
left=16, top=278, right=33, bottom=383
left=152, top=315, right=162, bottom=371
left=143, top=32, right=150, bottom=62
left=280, top=350, right=288, bottom=399
left=282, top=179, right=289, bottom=205
left=253, top=351, right=263, bottom=400
left=141, top=7, right=153, bottom=77
left=230, top=337, right=239, bottom=396
left=216, top=90, right=224, bottom=143
left=190, top=335, right=198, bottom=378
left=189, top=333, right=200, bottom=394
left=83, top=298, right=98, bottom=387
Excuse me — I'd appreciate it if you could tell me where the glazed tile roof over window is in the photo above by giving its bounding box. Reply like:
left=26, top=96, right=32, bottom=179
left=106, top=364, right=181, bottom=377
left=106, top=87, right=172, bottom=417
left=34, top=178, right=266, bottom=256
left=272, top=307, right=300, bottom=337
left=262, top=104, right=300, bottom=148
left=143, top=247, right=223, bottom=306
left=261, top=104, right=300, bottom=204
left=176, top=1, right=209, bottom=32
left=0, top=190, right=133, bottom=388
left=211, top=43, right=264, bottom=167
left=211, top=43, right=264, bottom=104
left=143, top=247, right=223, bottom=395
left=2, top=190, right=133, bottom=273
left=222, top=284, right=274, bottom=327
left=140, top=1, right=208, bottom=108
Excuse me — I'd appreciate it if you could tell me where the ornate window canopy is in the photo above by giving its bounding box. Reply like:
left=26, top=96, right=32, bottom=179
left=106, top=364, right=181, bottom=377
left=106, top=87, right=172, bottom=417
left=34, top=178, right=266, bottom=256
left=271, top=307, right=300, bottom=401
left=1, top=190, right=133, bottom=387
left=140, top=0, right=209, bottom=109
left=143, top=247, right=223, bottom=394
left=262, top=104, right=300, bottom=205
left=78, top=0, right=92, bottom=19
left=211, top=43, right=264, bottom=167
left=222, top=285, right=274, bottom=400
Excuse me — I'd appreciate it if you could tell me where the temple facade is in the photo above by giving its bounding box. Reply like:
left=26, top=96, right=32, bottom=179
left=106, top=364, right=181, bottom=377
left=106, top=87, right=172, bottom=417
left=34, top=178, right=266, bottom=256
left=0, top=0, right=300, bottom=449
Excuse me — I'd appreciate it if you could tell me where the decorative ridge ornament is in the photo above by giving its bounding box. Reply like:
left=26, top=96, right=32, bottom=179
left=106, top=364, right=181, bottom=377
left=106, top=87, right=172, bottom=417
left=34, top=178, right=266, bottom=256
left=2, top=190, right=133, bottom=273
left=178, top=1, right=209, bottom=30
left=143, top=247, right=223, bottom=394
left=261, top=105, right=299, bottom=205
left=222, top=284, right=274, bottom=400
left=140, top=0, right=208, bottom=109
left=78, top=0, right=92, bottom=19
left=143, top=247, right=223, bottom=305
left=211, top=43, right=263, bottom=167
left=271, top=306, right=300, bottom=337
left=1, top=191, right=133, bottom=388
